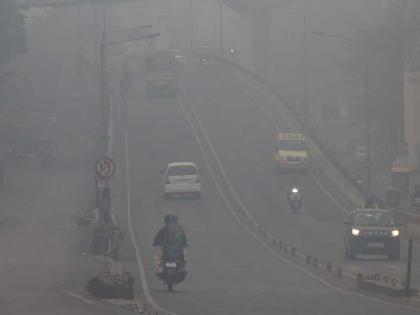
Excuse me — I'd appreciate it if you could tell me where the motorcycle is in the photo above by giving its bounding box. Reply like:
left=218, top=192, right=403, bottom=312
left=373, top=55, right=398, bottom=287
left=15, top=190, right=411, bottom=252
left=158, top=257, right=187, bottom=292
left=354, top=173, right=364, bottom=188
left=200, top=57, right=208, bottom=67
left=288, top=187, right=302, bottom=213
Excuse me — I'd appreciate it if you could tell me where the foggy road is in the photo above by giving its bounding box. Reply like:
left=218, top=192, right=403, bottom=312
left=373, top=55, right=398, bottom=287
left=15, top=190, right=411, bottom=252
left=180, top=65, right=420, bottom=285
left=118, top=61, right=420, bottom=314
left=3, top=1, right=420, bottom=314
left=0, top=115, right=134, bottom=315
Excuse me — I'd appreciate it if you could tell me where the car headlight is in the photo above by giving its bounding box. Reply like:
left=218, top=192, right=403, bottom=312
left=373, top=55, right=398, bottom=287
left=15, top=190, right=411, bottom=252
left=391, top=230, right=400, bottom=237
left=352, top=228, right=360, bottom=236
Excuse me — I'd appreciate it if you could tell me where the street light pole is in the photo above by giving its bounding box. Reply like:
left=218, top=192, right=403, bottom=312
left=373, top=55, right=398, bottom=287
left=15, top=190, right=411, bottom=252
left=99, top=35, right=107, bottom=151
left=97, top=30, right=160, bottom=217
left=303, top=12, right=309, bottom=128
left=363, top=39, right=372, bottom=196
left=219, top=2, right=223, bottom=65
left=93, top=5, right=98, bottom=64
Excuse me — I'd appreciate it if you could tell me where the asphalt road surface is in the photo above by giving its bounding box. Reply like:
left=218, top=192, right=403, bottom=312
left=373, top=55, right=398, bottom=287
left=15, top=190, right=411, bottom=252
left=120, top=61, right=420, bottom=314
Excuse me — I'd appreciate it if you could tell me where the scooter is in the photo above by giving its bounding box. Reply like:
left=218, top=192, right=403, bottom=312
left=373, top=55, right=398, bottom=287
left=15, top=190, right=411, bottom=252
left=200, top=57, right=208, bottom=67
left=288, top=187, right=302, bottom=213
left=159, top=257, right=187, bottom=292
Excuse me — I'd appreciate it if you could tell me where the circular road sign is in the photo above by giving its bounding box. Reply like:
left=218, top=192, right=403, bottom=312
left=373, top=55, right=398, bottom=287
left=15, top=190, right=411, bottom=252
left=95, top=157, right=116, bottom=179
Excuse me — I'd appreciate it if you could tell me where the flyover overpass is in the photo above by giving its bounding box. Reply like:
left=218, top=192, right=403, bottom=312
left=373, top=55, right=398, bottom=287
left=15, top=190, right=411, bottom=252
left=17, top=0, right=294, bottom=75
left=15, top=0, right=144, bottom=8
left=221, top=0, right=294, bottom=76
left=223, top=0, right=292, bottom=12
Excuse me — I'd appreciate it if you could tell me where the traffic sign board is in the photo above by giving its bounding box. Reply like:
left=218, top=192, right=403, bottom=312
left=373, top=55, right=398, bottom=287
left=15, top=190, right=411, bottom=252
left=95, top=157, right=116, bottom=179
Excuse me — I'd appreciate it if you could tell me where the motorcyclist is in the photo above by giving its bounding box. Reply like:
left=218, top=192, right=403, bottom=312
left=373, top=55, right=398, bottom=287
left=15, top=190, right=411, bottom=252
left=287, top=179, right=302, bottom=210
left=153, top=214, right=188, bottom=275
left=288, top=179, right=301, bottom=198
left=200, top=56, right=208, bottom=66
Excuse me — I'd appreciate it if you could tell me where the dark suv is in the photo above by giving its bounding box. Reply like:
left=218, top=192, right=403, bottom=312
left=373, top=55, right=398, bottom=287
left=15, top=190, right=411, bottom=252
left=344, top=209, right=401, bottom=260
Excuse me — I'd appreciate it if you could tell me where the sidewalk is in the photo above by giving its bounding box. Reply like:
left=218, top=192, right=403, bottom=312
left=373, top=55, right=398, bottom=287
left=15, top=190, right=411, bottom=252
left=0, top=119, right=137, bottom=314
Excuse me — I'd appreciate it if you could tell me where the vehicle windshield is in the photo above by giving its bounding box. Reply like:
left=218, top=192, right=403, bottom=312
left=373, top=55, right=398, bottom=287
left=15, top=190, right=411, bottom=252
left=353, top=211, right=395, bottom=227
left=277, top=141, right=307, bottom=151
left=167, top=165, right=197, bottom=176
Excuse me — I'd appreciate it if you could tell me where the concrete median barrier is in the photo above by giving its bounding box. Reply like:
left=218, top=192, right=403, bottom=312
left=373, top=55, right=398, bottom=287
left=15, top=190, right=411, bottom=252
left=357, top=273, right=418, bottom=298
left=86, top=259, right=135, bottom=299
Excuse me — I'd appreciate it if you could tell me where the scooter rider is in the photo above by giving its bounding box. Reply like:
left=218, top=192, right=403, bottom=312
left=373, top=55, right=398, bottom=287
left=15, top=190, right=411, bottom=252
left=153, top=213, right=188, bottom=275
left=288, top=179, right=302, bottom=203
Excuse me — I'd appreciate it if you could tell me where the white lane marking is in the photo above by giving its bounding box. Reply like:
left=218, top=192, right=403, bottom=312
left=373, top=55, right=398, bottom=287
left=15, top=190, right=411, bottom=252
left=178, top=90, right=420, bottom=311
left=180, top=89, right=355, bottom=276
left=68, top=291, right=94, bottom=305
left=178, top=91, right=256, bottom=227
left=124, top=128, right=179, bottom=315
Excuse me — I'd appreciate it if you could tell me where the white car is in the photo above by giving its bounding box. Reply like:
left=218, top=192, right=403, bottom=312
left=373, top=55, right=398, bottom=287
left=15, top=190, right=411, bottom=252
left=162, top=162, right=201, bottom=199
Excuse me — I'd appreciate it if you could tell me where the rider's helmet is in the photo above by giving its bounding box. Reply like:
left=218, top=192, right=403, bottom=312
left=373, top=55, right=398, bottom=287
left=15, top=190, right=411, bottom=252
left=164, top=213, right=178, bottom=225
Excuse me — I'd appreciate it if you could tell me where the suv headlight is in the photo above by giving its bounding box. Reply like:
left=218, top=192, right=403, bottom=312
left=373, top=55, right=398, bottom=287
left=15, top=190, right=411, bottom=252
left=352, top=228, right=360, bottom=236
left=391, top=230, right=399, bottom=237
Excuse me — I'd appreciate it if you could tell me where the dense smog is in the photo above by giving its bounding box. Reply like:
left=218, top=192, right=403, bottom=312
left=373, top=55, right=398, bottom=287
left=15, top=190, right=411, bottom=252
left=1, top=0, right=420, bottom=314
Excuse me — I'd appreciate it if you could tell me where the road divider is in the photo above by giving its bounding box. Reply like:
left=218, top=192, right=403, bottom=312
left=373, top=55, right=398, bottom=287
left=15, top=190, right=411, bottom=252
left=78, top=55, right=145, bottom=309
left=356, top=272, right=418, bottom=297
left=177, top=85, right=420, bottom=307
